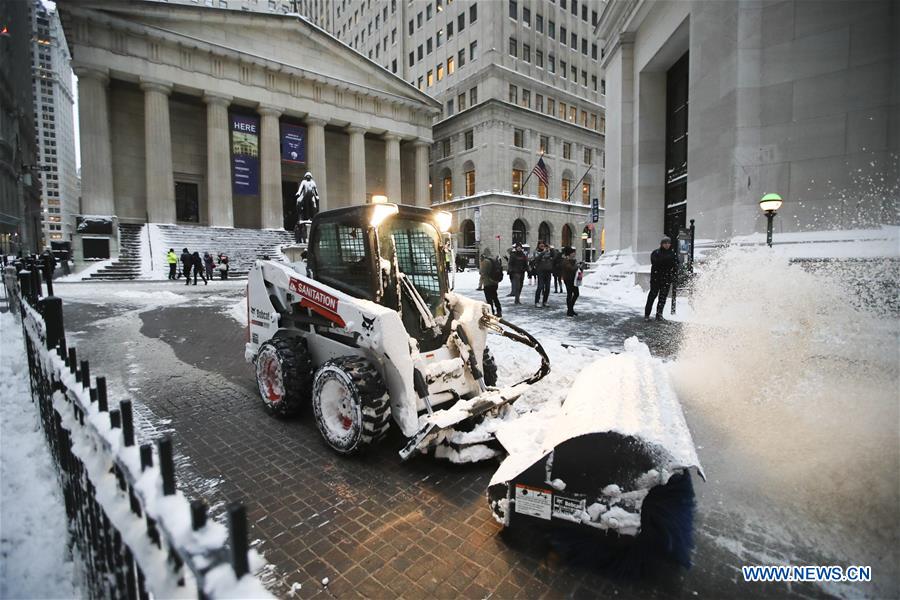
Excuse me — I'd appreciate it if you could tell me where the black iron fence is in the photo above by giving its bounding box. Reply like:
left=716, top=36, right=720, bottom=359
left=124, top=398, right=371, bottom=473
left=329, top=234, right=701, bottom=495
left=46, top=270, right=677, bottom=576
left=4, top=256, right=269, bottom=599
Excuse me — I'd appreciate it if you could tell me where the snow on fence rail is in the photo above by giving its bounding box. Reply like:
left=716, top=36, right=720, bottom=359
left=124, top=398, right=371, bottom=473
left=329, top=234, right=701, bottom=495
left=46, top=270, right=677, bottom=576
left=3, top=257, right=271, bottom=599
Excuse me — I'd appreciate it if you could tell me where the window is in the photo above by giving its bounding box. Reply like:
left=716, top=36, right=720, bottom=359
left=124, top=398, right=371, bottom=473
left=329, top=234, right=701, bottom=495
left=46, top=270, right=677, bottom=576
left=392, top=59, right=397, bottom=73
left=571, top=0, right=577, bottom=14
left=592, top=10, right=598, bottom=25
left=512, top=169, right=524, bottom=194
left=443, top=176, right=453, bottom=201
left=547, top=97, right=555, bottom=115
left=561, top=26, right=567, bottom=44
left=538, top=178, right=548, bottom=199
left=409, top=51, right=415, bottom=67
left=521, top=89, right=530, bottom=108
left=600, top=115, right=606, bottom=132
left=536, top=14, right=543, bottom=32
left=469, top=86, right=478, bottom=105
left=509, top=84, right=518, bottom=103
left=464, top=129, right=474, bottom=150
left=571, top=65, right=577, bottom=80
left=437, top=63, right=444, bottom=80
left=582, top=182, right=590, bottom=204
left=436, top=30, right=443, bottom=47
left=427, top=37, right=433, bottom=54
left=465, top=170, right=475, bottom=195
left=523, top=6, right=531, bottom=25
left=509, top=0, right=517, bottom=19
left=458, top=13, right=465, bottom=31
left=562, top=142, right=571, bottom=159
left=581, top=110, right=588, bottom=126
left=548, top=20, right=555, bottom=39
left=513, top=128, right=524, bottom=147
left=561, top=0, right=566, bottom=9
left=418, top=45, right=423, bottom=60
left=561, top=178, right=571, bottom=201
left=590, top=113, right=597, bottom=130
left=458, top=48, right=466, bottom=67
left=523, top=44, right=531, bottom=62
left=427, top=69, right=434, bottom=86
left=539, top=135, right=549, bottom=154
left=549, top=54, right=555, bottom=73
left=582, top=70, right=587, bottom=86
left=591, top=43, right=598, bottom=60
left=509, top=37, right=517, bottom=57
left=417, top=76, right=424, bottom=89
left=582, top=39, right=588, bottom=55
left=584, top=148, right=592, bottom=164
left=560, top=61, right=567, bottom=78
left=469, top=41, right=478, bottom=60
left=418, top=11, right=423, bottom=26
left=408, top=19, right=414, bottom=34
left=446, top=99, right=454, bottom=115
left=442, top=138, right=451, bottom=157
left=569, top=106, right=576, bottom=121
left=582, top=3, right=588, bottom=20
left=427, top=4, right=433, bottom=19
left=535, top=94, right=544, bottom=112
left=571, top=32, right=577, bottom=49
left=447, top=21, right=454, bottom=39
left=458, top=92, right=466, bottom=111
left=601, top=79, right=606, bottom=95
left=591, top=75, right=597, bottom=91
left=469, top=4, right=476, bottom=22
left=447, top=56, right=455, bottom=74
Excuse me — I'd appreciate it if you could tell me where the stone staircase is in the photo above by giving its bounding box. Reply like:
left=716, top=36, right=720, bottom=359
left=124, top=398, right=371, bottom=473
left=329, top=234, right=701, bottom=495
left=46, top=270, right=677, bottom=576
left=89, top=224, right=144, bottom=280
left=155, top=224, right=295, bottom=279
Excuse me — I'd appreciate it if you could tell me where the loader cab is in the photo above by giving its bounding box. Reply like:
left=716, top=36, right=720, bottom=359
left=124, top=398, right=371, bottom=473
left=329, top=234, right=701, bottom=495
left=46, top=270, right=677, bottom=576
left=307, top=204, right=453, bottom=347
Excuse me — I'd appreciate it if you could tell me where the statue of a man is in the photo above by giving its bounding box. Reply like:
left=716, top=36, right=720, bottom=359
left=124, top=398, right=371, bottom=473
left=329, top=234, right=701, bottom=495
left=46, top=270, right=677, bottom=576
left=295, top=172, right=319, bottom=243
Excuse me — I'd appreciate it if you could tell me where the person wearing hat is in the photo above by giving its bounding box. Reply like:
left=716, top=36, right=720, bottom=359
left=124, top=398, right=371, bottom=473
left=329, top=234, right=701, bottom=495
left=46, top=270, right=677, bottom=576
left=479, top=247, right=503, bottom=317
left=645, top=236, right=678, bottom=321
left=506, top=242, right=528, bottom=304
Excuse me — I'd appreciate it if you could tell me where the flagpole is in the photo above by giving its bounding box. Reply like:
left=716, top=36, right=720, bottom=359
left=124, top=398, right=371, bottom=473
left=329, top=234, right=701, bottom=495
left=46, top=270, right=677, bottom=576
left=520, top=151, right=544, bottom=192
left=566, top=163, right=594, bottom=203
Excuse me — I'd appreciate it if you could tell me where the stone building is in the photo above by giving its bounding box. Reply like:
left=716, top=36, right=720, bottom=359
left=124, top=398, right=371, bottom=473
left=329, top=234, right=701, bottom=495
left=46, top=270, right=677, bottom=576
left=32, top=1, right=79, bottom=247
left=58, top=0, right=439, bottom=260
left=599, top=0, right=900, bottom=262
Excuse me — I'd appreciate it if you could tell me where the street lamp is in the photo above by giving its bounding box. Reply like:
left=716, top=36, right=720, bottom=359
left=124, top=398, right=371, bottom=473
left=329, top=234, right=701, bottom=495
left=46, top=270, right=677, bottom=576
left=759, top=192, right=783, bottom=247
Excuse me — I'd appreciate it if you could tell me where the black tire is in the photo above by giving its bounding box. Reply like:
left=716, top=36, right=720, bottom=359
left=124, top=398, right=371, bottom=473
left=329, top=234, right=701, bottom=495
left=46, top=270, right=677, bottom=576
left=482, top=347, right=498, bottom=387
left=255, top=337, right=313, bottom=417
left=312, top=356, right=391, bottom=455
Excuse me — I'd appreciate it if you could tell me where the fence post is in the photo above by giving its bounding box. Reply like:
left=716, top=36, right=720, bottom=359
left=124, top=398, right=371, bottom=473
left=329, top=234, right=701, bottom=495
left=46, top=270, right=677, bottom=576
left=68, top=347, right=77, bottom=376
left=110, top=409, right=121, bottom=429
left=96, top=377, right=108, bottom=412
left=38, top=296, right=65, bottom=351
left=190, top=500, right=208, bottom=530
left=80, top=360, right=90, bottom=390
left=139, top=444, right=153, bottom=471
left=18, top=270, right=33, bottom=305
left=120, top=400, right=134, bottom=447
left=158, top=437, right=176, bottom=496
left=227, top=503, right=249, bottom=579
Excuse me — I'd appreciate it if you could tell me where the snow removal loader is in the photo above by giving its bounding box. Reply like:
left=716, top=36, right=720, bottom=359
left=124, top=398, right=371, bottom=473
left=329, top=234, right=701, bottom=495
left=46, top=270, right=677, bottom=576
left=245, top=202, right=549, bottom=458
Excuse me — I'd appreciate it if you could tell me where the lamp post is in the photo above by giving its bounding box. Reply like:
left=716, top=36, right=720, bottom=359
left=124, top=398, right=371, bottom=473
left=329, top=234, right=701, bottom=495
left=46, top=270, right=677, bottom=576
left=759, top=193, right=783, bottom=247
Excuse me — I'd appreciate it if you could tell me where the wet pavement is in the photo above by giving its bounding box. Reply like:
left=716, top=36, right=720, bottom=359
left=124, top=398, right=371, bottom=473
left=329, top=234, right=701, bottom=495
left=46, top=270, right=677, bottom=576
left=45, top=277, right=852, bottom=599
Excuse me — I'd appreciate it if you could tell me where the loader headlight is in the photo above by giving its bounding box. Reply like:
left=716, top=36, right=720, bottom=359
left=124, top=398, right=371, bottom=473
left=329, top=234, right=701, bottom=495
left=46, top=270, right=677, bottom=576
left=434, top=210, right=452, bottom=233
left=370, top=202, right=399, bottom=227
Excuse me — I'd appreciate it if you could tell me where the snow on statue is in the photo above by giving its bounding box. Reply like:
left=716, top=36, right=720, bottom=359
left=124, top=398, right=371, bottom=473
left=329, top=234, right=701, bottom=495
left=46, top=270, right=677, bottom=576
left=294, top=172, right=319, bottom=243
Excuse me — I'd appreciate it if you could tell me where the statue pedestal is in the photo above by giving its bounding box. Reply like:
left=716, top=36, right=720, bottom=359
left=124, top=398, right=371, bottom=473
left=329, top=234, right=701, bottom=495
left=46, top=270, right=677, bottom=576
left=282, top=244, right=307, bottom=264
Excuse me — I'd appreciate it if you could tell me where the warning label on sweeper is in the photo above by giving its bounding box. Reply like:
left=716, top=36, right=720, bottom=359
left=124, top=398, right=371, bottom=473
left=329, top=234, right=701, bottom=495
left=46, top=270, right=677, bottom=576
left=514, top=485, right=552, bottom=520
left=552, top=493, right=586, bottom=521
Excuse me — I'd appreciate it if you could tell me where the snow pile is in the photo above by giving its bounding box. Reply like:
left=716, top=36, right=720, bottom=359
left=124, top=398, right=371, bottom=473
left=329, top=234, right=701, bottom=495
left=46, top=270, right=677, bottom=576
left=698, top=226, right=900, bottom=260
left=56, top=258, right=114, bottom=282
left=224, top=297, right=248, bottom=327
left=0, top=311, right=81, bottom=598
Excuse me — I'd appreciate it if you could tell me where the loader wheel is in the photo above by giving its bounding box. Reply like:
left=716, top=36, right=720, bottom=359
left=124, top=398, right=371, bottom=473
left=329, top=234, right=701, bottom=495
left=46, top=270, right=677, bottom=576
left=482, top=347, right=498, bottom=387
left=312, top=356, right=391, bottom=455
left=255, top=337, right=312, bottom=417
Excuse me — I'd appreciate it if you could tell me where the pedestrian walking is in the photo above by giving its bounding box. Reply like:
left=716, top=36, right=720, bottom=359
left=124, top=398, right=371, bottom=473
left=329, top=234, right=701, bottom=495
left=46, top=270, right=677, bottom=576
left=191, top=251, right=207, bottom=285
left=217, top=253, right=230, bottom=280
left=203, top=252, right=215, bottom=281
left=166, top=248, right=178, bottom=280
left=552, top=246, right=564, bottom=293
left=507, top=243, right=528, bottom=304
left=561, top=247, right=580, bottom=317
left=180, top=248, right=192, bottom=285
left=530, top=241, right=554, bottom=307
left=645, top=236, right=678, bottom=321
left=479, top=248, right=503, bottom=317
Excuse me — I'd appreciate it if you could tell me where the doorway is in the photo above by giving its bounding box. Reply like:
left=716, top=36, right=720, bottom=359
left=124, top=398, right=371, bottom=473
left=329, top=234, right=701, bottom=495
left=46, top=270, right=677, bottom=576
left=282, top=180, right=297, bottom=231
left=664, top=51, right=689, bottom=241
left=175, top=181, right=200, bottom=223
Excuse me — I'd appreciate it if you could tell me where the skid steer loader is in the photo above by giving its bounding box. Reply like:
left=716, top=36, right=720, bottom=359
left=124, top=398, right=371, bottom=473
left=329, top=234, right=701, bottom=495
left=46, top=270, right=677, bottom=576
left=245, top=202, right=549, bottom=458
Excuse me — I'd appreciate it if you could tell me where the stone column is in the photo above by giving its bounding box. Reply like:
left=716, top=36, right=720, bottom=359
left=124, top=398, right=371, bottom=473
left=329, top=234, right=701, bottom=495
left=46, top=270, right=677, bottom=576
left=413, top=139, right=430, bottom=207
left=204, top=93, right=233, bottom=227
left=383, top=133, right=402, bottom=204
left=259, top=105, right=284, bottom=229
left=74, top=67, right=114, bottom=215
left=140, top=79, right=176, bottom=223
left=306, top=116, right=328, bottom=211
left=347, top=125, right=367, bottom=204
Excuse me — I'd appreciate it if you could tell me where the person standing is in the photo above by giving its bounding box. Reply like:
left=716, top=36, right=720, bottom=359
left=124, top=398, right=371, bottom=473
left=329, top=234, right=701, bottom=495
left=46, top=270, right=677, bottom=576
left=560, top=247, right=580, bottom=317
left=180, top=248, right=192, bottom=285
left=645, top=236, right=678, bottom=321
left=551, top=246, right=564, bottom=293
left=166, top=248, right=178, bottom=280
left=530, top=241, right=554, bottom=307
left=203, top=252, right=215, bottom=281
left=190, top=251, right=207, bottom=285
left=218, top=253, right=230, bottom=279
left=479, top=248, right=502, bottom=317
left=507, top=243, right=528, bottom=304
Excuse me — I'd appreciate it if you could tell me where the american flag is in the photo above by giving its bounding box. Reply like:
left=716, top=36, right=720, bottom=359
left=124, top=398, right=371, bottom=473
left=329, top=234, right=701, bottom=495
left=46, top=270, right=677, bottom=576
left=532, top=156, right=549, bottom=186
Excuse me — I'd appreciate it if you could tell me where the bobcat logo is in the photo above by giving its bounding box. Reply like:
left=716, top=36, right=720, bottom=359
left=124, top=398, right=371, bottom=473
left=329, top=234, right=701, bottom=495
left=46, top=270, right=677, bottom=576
left=362, top=315, right=376, bottom=333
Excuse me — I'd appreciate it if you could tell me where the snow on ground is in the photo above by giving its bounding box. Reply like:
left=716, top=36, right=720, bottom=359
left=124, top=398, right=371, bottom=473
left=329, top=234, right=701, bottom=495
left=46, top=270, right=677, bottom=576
left=56, top=258, right=114, bottom=282
left=0, top=310, right=81, bottom=598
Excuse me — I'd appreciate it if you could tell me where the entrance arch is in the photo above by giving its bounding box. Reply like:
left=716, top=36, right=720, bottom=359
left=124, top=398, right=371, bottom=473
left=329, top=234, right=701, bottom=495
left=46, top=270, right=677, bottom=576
left=512, top=218, right=528, bottom=245
left=538, top=221, right=552, bottom=245
left=561, top=223, right=573, bottom=248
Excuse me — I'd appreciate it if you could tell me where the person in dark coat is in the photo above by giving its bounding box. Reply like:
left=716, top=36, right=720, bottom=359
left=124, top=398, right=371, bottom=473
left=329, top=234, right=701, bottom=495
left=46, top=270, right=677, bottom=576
left=506, top=243, right=528, bottom=304
left=180, top=248, right=192, bottom=285
left=645, top=236, right=678, bottom=321
left=530, top=241, right=554, bottom=307
left=190, top=251, right=207, bottom=285
left=478, top=248, right=502, bottom=317
left=551, top=246, right=564, bottom=293
left=203, top=252, right=215, bottom=281
left=560, top=247, right=580, bottom=317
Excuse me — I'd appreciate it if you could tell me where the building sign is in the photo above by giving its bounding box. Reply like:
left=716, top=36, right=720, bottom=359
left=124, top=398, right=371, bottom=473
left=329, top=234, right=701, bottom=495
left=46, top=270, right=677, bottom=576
left=281, top=124, right=307, bottom=164
left=230, top=114, right=259, bottom=195
left=591, top=197, right=600, bottom=223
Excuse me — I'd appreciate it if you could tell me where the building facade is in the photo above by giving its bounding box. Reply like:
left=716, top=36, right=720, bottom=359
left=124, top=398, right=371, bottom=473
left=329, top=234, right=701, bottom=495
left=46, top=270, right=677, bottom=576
left=599, top=0, right=900, bottom=262
left=59, top=0, right=439, bottom=259
left=32, top=1, right=79, bottom=247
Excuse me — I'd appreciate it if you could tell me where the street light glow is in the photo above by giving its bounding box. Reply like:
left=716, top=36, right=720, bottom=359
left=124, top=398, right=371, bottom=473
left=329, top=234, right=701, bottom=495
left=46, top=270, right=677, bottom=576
left=759, top=192, right=783, bottom=213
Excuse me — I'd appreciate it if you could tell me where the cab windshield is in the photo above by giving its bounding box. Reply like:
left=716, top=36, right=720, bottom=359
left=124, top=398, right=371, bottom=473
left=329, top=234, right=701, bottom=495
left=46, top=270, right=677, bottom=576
left=380, top=217, right=448, bottom=316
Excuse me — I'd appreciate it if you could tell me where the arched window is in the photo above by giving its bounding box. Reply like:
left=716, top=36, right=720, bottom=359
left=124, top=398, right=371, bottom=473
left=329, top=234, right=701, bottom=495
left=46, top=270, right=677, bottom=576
left=511, top=158, right=527, bottom=195
left=463, top=160, right=476, bottom=196
left=561, top=224, right=573, bottom=248
left=440, top=168, right=453, bottom=202
left=461, top=219, right=476, bottom=247
left=561, top=169, right=574, bottom=202
left=581, top=174, right=592, bottom=205
left=512, top=219, right=527, bottom=245
left=538, top=221, right=551, bottom=245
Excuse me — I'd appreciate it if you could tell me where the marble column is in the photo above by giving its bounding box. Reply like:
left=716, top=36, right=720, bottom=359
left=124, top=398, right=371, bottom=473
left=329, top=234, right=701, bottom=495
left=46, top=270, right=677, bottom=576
left=413, top=139, right=430, bottom=207
left=74, top=67, right=114, bottom=216
left=204, top=93, right=233, bottom=227
left=140, top=79, right=176, bottom=223
left=347, top=125, right=367, bottom=204
left=383, top=133, right=402, bottom=204
left=306, top=116, right=328, bottom=212
left=259, top=105, right=284, bottom=229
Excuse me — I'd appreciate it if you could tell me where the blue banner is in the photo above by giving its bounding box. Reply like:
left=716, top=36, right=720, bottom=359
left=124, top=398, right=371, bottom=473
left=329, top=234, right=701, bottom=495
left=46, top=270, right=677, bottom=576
left=281, top=124, right=307, bottom=164
left=230, top=114, right=259, bottom=196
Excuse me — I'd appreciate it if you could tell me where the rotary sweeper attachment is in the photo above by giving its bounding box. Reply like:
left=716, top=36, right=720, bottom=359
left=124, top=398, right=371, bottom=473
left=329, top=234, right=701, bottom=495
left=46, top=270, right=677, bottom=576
left=487, top=338, right=705, bottom=568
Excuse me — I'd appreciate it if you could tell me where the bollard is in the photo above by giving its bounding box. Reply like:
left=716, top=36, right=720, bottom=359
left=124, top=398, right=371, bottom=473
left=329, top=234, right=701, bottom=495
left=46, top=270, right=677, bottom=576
left=190, top=500, right=208, bottom=530
left=18, top=270, right=33, bottom=305
left=68, top=347, right=77, bottom=375
left=109, top=409, right=121, bottom=429
left=90, top=388, right=97, bottom=403
left=80, top=360, right=90, bottom=390
left=42, top=253, right=54, bottom=297
left=38, top=296, right=65, bottom=351
left=139, top=444, right=153, bottom=471
left=120, top=400, right=134, bottom=447
left=96, top=377, right=108, bottom=412
left=158, top=437, right=176, bottom=495
left=227, top=503, right=249, bottom=579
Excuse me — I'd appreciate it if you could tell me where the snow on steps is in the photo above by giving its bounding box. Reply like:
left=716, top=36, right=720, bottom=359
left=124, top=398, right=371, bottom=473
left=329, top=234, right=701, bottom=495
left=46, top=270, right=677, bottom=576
left=88, top=223, right=144, bottom=280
